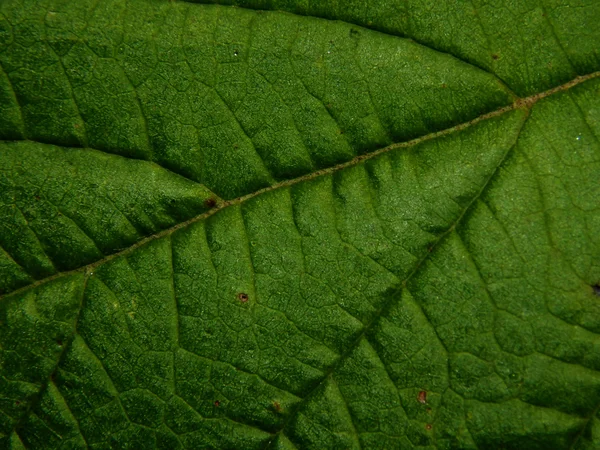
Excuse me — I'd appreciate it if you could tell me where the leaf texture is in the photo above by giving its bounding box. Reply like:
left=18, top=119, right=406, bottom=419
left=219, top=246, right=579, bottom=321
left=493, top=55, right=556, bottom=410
left=0, top=0, right=599, bottom=449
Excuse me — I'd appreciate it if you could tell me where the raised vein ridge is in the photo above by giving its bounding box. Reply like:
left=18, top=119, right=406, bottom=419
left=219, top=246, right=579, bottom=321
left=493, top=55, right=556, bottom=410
left=1, top=70, right=598, bottom=304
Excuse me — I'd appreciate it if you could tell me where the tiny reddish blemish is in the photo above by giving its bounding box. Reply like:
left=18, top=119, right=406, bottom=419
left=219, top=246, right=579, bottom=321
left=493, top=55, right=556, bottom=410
left=204, top=198, right=217, bottom=208
left=418, top=390, right=427, bottom=404
left=273, top=401, right=282, bottom=412
left=238, top=293, right=249, bottom=303
left=425, top=423, right=432, bottom=430
left=214, top=400, right=220, bottom=407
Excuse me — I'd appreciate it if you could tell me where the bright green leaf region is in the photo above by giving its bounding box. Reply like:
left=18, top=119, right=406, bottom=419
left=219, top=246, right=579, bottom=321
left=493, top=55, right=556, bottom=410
left=0, top=0, right=599, bottom=449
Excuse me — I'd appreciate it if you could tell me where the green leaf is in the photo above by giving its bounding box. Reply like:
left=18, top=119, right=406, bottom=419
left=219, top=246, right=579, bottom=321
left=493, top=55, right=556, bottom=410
left=0, top=0, right=599, bottom=449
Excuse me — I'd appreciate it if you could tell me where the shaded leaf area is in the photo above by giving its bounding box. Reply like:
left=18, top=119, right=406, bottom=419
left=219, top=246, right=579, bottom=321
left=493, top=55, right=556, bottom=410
left=0, top=142, right=218, bottom=295
left=2, top=79, right=599, bottom=449
left=0, top=0, right=513, bottom=201
left=190, top=0, right=600, bottom=97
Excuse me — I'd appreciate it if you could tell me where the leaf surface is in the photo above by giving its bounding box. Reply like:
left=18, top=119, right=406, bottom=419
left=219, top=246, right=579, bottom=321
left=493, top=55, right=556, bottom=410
left=0, top=1, right=599, bottom=449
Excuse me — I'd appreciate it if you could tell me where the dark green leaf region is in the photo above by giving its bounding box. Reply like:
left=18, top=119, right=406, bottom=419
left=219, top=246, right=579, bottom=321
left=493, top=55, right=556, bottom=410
left=0, top=0, right=599, bottom=449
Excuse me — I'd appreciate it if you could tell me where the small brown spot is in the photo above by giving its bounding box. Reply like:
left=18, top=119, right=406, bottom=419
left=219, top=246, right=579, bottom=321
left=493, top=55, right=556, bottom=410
left=425, top=423, right=432, bottom=430
left=441, top=83, right=447, bottom=88
left=214, top=400, right=220, bottom=407
left=204, top=198, right=217, bottom=208
left=593, top=284, right=600, bottom=296
left=238, top=292, right=249, bottom=303
left=56, top=339, right=63, bottom=346
left=14, top=401, right=21, bottom=406
left=418, top=390, right=427, bottom=404
left=34, top=195, right=41, bottom=201
left=273, top=401, right=282, bottom=412
left=492, top=54, right=499, bottom=60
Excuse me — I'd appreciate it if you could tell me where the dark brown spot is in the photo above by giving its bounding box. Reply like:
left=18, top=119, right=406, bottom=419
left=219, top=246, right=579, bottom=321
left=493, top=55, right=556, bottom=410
left=14, top=401, right=21, bottom=406
left=273, top=401, right=282, bottom=413
left=56, top=339, right=63, bottom=346
left=214, top=400, right=220, bottom=407
left=34, top=195, right=41, bottom=201
left=492, top=54, right=499, bottom=60
left=593, top=284, right=600, bottom=296
left=418, top=390, right=427, bottom=404
left=441, top=83, right=447, bottom=88
left=425, top=423, right=432, bottom=430
left=204, top=198, right=217, bottom=208
left=238, top=292, right=249, bottom=303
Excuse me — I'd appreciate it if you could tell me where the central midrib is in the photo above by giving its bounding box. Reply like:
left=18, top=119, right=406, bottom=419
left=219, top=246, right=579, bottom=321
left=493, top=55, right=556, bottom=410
left=0, top=71, right=597, bottom=305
